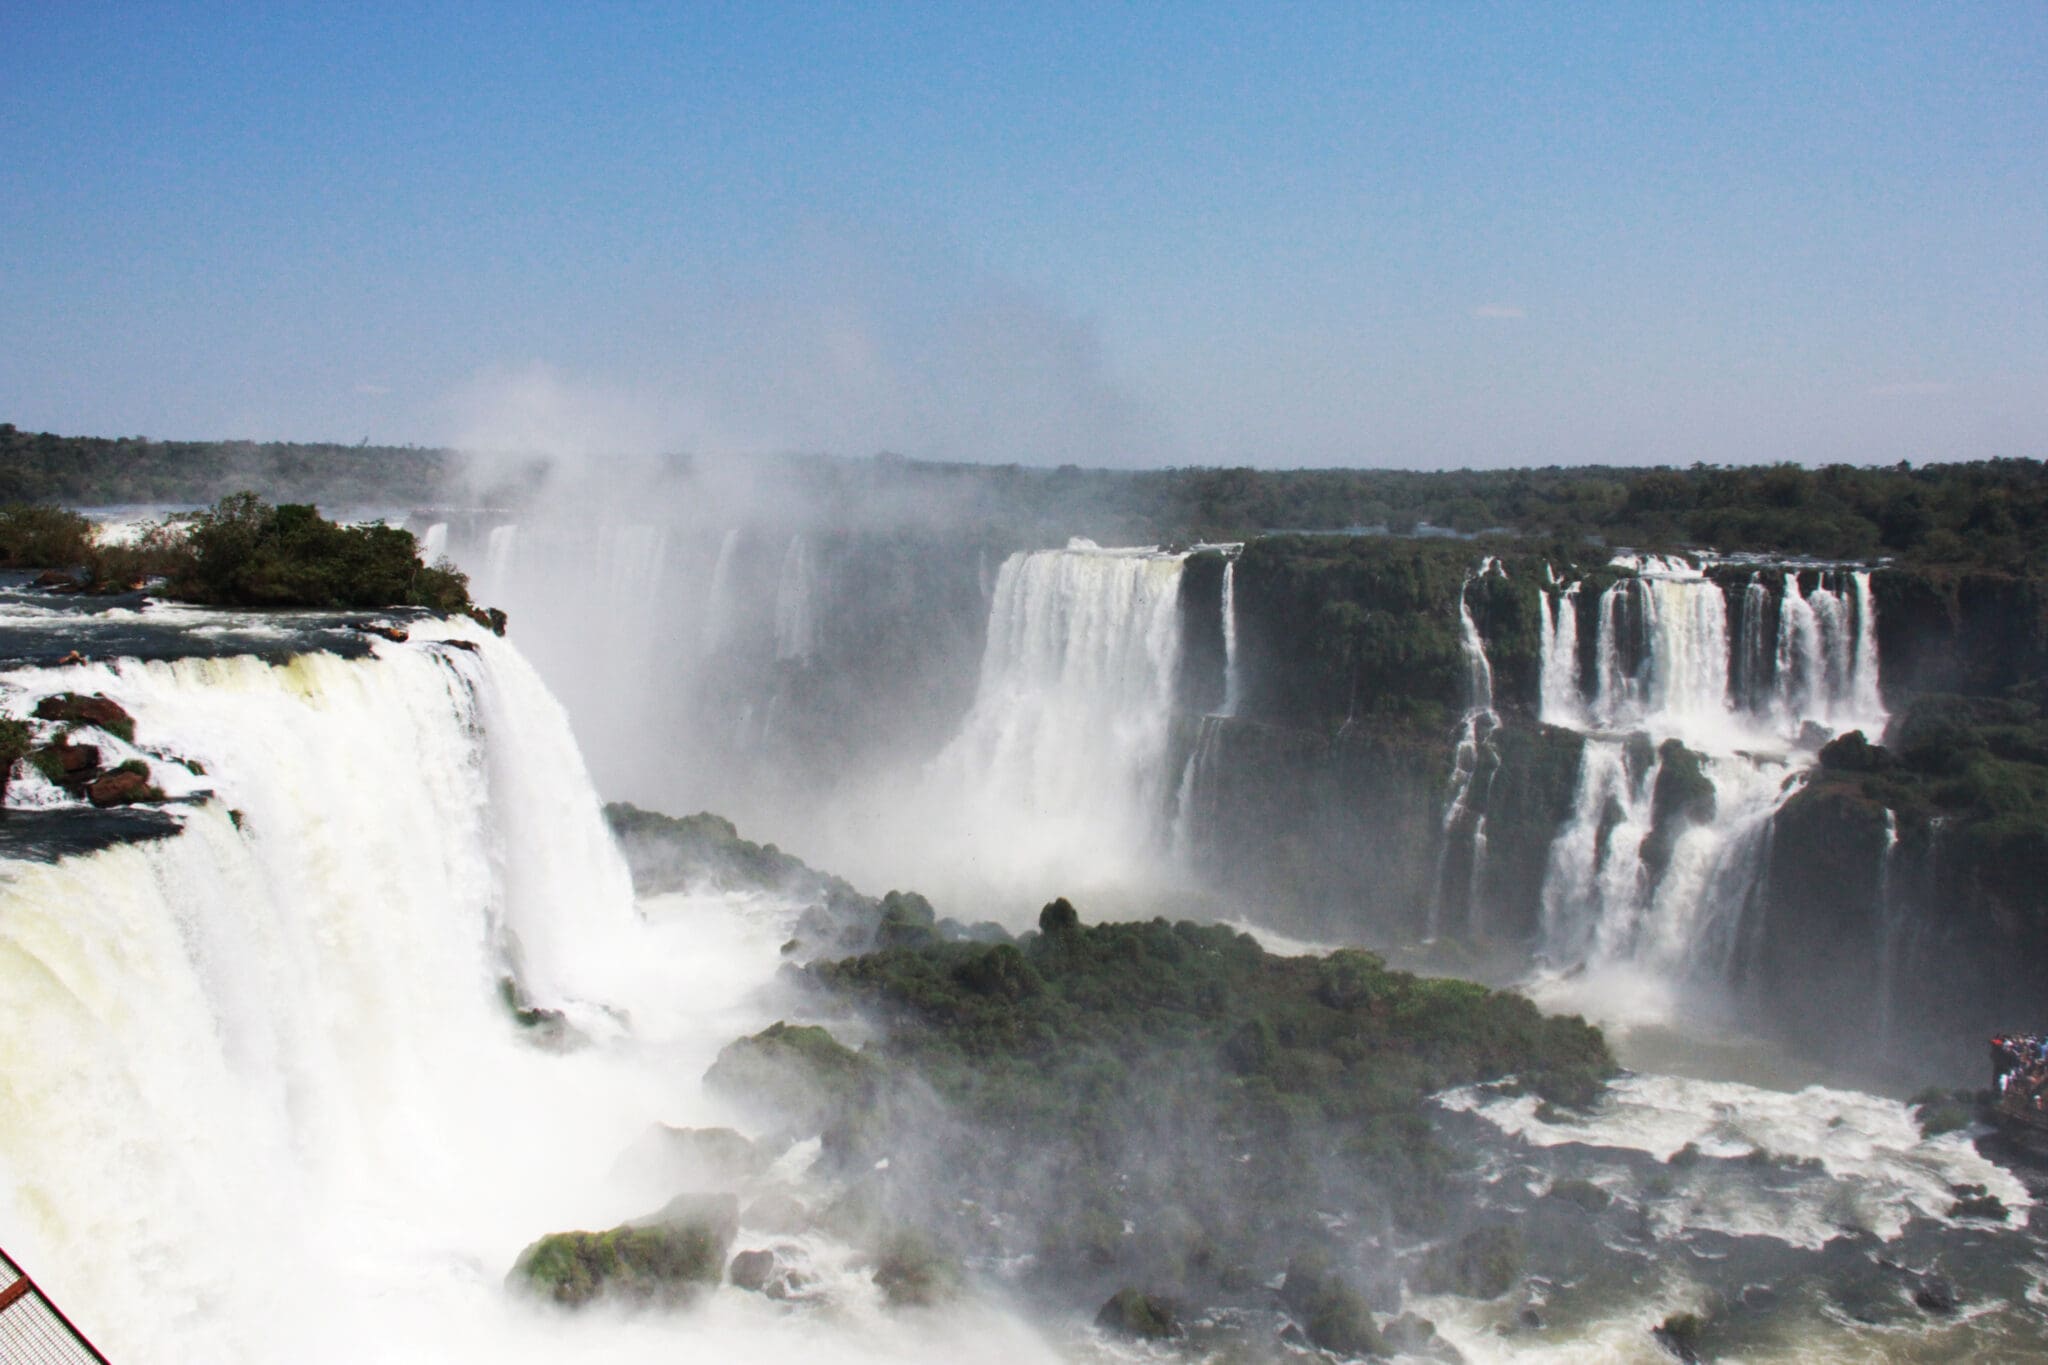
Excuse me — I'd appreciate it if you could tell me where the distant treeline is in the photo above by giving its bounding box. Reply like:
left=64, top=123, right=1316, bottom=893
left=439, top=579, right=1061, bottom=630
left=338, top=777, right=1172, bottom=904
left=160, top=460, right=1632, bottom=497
left=0, top=424, right=454, bottom=507
left=772, top=453, right=2048, bottom=573
left=7, top=421, right=2046, bottom=571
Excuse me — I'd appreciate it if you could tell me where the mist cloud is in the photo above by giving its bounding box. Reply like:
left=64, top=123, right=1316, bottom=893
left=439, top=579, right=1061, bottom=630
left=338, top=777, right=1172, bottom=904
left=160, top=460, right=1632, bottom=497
left=437, top=237, right=1177, bottom=472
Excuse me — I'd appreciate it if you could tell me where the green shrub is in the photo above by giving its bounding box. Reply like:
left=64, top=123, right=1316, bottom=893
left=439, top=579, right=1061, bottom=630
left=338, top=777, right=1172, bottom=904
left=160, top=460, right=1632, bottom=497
left=153, top=492, right=487, bottom=616
left=0, top=504, right=94, bottom=568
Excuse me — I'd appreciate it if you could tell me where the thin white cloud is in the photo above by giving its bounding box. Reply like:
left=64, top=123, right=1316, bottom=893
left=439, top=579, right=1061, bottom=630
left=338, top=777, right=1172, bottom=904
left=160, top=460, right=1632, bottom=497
left=354, top=383, right=392, bottom=396
left=1867, top=380, right=1952, bottom=398
left=1471, top=304, right=1526, bottom=320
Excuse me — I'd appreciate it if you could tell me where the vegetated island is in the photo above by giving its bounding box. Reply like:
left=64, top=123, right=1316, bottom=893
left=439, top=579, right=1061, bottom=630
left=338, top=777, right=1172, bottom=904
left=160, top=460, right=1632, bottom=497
left=0, top=492, right=504, bottom=630
left=514, top=814, right=1615, bottom=1359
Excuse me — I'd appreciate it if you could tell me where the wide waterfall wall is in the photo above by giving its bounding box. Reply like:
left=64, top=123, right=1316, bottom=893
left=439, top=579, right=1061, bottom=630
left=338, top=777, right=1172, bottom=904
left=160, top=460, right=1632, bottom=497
left=0, top=626, right=662, bottom=1360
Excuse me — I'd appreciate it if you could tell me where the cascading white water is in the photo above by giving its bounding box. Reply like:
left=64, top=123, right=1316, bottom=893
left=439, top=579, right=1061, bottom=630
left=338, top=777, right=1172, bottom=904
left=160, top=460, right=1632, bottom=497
left=1432, top=574, right=1502, bottom=938
left=773, top=534, right=817, bottom=663
left=1539, top=738, right=1661, bottom=966
left=421, top=521, right=449, bottom=565
left=1532, top=555, right=1886, bottom=1016
left=0, top=624, right=641, bottom=1359
left=1537, top=581, right=1583, bottom=728
left=1219, top=558, right=1241, bottom=719
left=702, top=527, right=741, bottom=654
left=1850, top=570, right=1884, bottom=721
left=1875, top=807, right=1903, bottom=1047
left=481, top=523, right=520, bottom=603
left=916, top=540, right=1188, bottom=901
left=0, top=625, right=1067, bottom=1364
left=1169, top=714, right=1227, bottom=860
left=602, top=524, right=670, bottom=603
left=1585, top=562, right=1736, bottom=741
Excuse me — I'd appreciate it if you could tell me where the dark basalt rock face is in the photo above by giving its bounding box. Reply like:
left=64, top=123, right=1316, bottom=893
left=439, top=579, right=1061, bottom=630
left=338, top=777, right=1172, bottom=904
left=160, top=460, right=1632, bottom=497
left=1177, top=715, right=1584, bottom=946
left=1874, top=568, right=2048, bottom=704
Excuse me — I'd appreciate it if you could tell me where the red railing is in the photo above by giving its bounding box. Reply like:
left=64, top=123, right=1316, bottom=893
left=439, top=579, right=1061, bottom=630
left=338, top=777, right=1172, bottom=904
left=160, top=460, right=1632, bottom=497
left=0, top=1247, right=111, bottom=1363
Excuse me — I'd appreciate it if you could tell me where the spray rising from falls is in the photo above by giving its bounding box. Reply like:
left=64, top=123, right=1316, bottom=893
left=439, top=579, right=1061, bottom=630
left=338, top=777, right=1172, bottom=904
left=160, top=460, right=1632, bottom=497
left=1531, top=557, right=1887, bottom=1015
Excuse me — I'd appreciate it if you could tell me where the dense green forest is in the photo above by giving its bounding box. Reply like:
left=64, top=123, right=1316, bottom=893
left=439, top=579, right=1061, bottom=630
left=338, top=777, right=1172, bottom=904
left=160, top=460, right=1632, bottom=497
left=0, top=424, right=452, bottom=506
left=6, top=420, right=2047, bottom=571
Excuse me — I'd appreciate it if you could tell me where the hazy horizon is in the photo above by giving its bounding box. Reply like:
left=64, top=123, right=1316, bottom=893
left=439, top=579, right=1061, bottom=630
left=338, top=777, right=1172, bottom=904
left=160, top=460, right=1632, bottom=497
left=4, top=5, right=2044, bottom=470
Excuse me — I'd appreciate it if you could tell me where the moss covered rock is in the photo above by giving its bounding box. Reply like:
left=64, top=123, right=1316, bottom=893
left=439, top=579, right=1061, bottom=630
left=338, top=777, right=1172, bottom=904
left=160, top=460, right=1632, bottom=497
left=871, top=1231, right=961, bottom=1307
left=1416, top=1224, right=1522, bottom=1300
left=1281, top=1251, right=1386, bottom=1358
left=33, top=692, right=134, bottom=743
left=704, top=1022, right=873, bottom=1134
left=508, top=1193, right=739, bottom=1308
left=1095, top=1287, right=1180, bottom=1340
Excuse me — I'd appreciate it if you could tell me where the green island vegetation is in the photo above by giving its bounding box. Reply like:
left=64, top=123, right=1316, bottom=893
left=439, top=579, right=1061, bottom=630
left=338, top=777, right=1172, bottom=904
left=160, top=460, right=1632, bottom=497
left=687, top=899, right=1611, bottom=1350
left=0, top=492, right=499, bottom=625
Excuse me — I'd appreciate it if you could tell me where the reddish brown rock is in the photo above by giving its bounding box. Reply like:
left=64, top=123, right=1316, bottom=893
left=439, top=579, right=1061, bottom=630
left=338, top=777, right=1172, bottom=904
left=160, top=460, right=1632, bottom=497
left=86, top=769, right=152, bottom=807
left=33, top=570, right=79, bottom=590
left=33, top=693, right=134, bottom=738
left=49, top=739, right=100, bottom=775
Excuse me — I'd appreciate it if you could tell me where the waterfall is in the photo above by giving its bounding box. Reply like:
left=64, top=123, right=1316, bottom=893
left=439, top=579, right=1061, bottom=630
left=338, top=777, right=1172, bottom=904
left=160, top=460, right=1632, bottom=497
left=1432, top=576, right=1501, bottom=938
left=1734, top=575, right=1773, bottom=714
left=1851, top=570, right=1884, bottom=720
left=1588, top=563, right=1733, bottom=738
left=1532, top=552, right=1886, bottom=1010
left=420, top=521, right=449, bottom=564
left=1769, top=570, right=1887, bottom=738
left=1540, top=738, right=1662, bottom=966
left=1219, top=558, right=1241, bottom=718
left=1538, top=583, right=1583, bottom=728
left=601, top=524, right=668, bottom=602
left=1874, top=808, right=1902, bottom=1047
left=701, top=526, right=740, bottom=654
left=480, top=523, right=520, bottom=603
left=1170, top=714, right=1228, bottom=859
left=0, top=624, right=660, bottom=1361
left=773, top=534, right=817, bottom=663
left=925, top=541, right=1188, bottom=893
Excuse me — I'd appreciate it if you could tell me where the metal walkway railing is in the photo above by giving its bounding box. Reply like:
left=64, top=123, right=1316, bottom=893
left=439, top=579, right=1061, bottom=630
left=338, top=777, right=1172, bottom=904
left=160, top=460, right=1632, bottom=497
left=0, top=1247, right=110, bottom=1364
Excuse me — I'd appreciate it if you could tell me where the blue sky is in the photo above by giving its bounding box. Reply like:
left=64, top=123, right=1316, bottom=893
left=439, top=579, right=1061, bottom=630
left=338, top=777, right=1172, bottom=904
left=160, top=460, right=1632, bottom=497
left=2, top=2, right=2043, bottom=468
